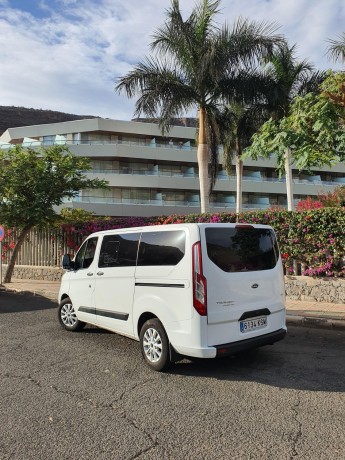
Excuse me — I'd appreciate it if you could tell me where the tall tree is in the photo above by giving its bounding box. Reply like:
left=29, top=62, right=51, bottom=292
left=115, top=0, right=282, bottom=213
left=247, top=43, right=325, bottom=210
left=0, top=145, right=108, bottom=283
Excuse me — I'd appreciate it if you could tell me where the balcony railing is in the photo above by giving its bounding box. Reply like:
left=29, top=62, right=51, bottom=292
left=91, top=168, right=199, bottom=178
left=70, top=196, right=283, bottom=210
left=87, top=168, right=341, bottom=186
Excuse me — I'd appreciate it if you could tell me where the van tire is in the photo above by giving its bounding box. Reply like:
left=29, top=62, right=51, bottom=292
left=139, top=319, right=171, bottom=371
left=58, top=298, right=86, bottom=332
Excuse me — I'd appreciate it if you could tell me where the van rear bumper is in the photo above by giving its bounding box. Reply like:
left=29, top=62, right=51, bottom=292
left=215, top=328, right=287, bottom=357
left=172, top=328, right=286, bottom=360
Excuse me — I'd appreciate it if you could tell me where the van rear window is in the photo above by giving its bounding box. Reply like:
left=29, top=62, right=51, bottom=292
left=205, top=227, right=279, bottom=272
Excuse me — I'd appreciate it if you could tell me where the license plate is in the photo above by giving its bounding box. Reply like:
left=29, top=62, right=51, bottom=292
left=240, top=316, right=267, bottom=333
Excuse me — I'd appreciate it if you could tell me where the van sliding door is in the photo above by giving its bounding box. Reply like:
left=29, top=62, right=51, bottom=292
left=94, top=232, right=140, bottom=336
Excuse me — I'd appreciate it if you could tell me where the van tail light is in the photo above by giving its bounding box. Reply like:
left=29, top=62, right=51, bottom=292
left=192, top=242, right=207, bottom=316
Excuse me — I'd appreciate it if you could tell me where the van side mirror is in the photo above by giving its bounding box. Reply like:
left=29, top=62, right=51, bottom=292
left=62, top=254, right=74, bottom=270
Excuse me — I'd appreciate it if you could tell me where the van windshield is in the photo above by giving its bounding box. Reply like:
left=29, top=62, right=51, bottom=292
left=205, top=227, right=279, bottom=272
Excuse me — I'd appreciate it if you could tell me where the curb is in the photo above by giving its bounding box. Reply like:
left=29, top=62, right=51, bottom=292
left=287, top=314, right=345, bottom=331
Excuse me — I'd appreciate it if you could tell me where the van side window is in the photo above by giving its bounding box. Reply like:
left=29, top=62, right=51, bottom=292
left=74, top=237, right=98, bottom=269
left=138, top=230, right=185, bottom=266
left=205, top=228, right=279, bottom=272
left=99, top=233, right=140, bottom=267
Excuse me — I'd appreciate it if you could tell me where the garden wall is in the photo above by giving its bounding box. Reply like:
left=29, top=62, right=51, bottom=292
left=3, top=265, right=64, bottom=281
left=284, top=275, right=345, bottom=304
left=4, top=265, right=345, bottom=304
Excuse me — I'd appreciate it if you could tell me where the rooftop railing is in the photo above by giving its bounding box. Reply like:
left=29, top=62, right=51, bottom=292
left=0, top=139, right=196, bottom=150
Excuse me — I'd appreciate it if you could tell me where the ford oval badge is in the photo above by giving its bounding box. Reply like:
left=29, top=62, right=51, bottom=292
left=251, top=283, right=259, bottom=289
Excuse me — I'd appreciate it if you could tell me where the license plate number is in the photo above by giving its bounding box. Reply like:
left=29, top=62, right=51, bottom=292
left=240, top=316, right=267, bottom=333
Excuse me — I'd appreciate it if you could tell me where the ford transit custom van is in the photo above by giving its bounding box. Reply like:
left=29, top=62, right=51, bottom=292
left=58, top=223, right=286, bottom=371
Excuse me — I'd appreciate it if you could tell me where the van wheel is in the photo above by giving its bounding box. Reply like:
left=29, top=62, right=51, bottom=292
left=140, top=319, right=171, bottom=371
left=58, top=298, right=85, bottom=332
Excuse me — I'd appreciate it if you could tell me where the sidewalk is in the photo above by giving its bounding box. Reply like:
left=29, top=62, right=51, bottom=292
left=2, top=278, right=345, bottom=330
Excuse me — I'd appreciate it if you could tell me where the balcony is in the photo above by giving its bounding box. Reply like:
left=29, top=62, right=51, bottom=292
left=69, top=195, right=283, bottom=211
left=87, top=168, right=342, bottom=187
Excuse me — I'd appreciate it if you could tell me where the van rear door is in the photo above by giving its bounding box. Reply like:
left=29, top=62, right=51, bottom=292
left=199, top=224, right=286, bottom=345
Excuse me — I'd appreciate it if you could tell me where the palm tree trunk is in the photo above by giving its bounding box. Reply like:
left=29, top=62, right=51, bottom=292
left=198, top=107, right=209, bottom=213
left=235, top=156, right=243, bottom=214
left=284, top=147, right=294, bottom=211
left=4, top=224, right=33, bottom=283
left=235, top=138, right=243, bottom=214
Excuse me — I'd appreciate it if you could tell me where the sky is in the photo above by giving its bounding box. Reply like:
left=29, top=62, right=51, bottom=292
left=0, top=0, right=344, bottom=121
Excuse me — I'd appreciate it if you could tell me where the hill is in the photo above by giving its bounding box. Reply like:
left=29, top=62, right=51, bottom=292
left=0, top=106, right=97, bottom=135
left=0, top=106, right=198, bottom=137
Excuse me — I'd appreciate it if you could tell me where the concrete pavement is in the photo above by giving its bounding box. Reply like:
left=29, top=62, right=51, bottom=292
left=1, top=278, right=345, bottom=330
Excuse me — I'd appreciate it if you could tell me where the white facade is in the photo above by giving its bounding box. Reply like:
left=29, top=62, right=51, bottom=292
left=1, top=117, right=344, bottom=216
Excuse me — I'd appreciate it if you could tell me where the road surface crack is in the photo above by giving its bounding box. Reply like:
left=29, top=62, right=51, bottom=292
left=290, top=393, right=302, bottom=458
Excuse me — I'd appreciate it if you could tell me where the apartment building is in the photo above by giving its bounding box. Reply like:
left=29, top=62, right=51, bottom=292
left=1, top=117, right=344, bottom=216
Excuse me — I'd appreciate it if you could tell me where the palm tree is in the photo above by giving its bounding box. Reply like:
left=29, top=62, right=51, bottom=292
left=219, top=100, right=269, bottom=213
left=327, top=33, right=345, bottom=64
left=115, top=0, right=282, bottom=213
left=260, top=43, right=325, bottom=210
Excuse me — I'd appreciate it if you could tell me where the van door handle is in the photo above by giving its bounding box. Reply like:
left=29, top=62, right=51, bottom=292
left=87, top=272, right=93, bottom=276
left=97, top=271, right=104, bottom=276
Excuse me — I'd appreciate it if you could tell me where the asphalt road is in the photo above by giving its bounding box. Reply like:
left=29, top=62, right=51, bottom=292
left=1, top=291, right=345, bottom=460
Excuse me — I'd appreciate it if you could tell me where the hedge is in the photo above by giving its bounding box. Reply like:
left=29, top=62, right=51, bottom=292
left=60, top=208, right=345, bottom=278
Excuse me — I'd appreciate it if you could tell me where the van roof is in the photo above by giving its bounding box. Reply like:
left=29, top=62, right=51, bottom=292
left=87, top=222, right=274, bottom=238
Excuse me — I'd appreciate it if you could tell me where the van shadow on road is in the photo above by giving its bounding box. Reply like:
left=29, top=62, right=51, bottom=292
left=73, top=324, right=345, bottom=394
left=0, top=291, right=56, bottom=313
left=167, top=327, right=345, bottom=393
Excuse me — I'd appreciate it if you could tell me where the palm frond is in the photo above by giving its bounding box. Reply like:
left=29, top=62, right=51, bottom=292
left=296, top=70, right=327, bottom=96
left=224, top=17, right=283, bottom=66
left=116, top=57, right=198, bottom=133
left=326, top=33, right=345, bottom=64
left=151, top=0, right=222, bottom=85
left=261, top=42, right=322, bottom=117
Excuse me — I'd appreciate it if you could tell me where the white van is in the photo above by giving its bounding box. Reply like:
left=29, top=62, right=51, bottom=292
left=58, top=223, right=286, bottom=371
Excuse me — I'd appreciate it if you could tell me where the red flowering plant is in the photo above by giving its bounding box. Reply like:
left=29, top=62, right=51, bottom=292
left=296, top=196, right=324, bottom=211
left=0, top=228, right=18, bottom=264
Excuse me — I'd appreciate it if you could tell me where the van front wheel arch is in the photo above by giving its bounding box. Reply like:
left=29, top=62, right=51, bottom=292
left=139, top=319, right=171, bottom=372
